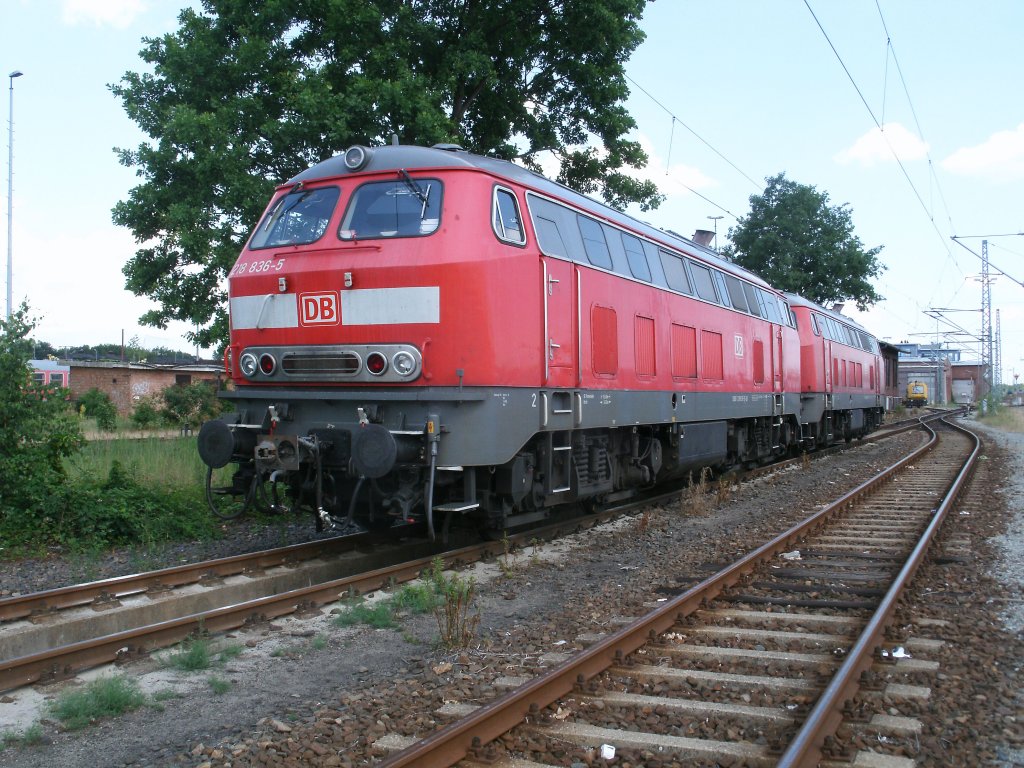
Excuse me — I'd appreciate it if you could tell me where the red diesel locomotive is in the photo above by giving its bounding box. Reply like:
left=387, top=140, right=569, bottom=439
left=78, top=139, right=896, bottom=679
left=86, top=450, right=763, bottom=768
left=198, top=143, right=885, bottom=537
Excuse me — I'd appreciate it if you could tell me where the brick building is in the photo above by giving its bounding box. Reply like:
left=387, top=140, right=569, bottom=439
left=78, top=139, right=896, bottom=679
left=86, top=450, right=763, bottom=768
left=68, top=361, right=224, bottom=416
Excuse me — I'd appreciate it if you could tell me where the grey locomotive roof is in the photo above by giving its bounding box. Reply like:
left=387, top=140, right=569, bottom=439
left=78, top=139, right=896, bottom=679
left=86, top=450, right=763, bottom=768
left=287, top=144, right=771, bottom=289
left=785, top=292, right=873, bottom=335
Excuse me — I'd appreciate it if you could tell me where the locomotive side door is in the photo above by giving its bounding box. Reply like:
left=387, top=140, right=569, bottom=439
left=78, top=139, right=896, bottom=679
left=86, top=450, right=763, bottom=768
left=542, top=257, right=578, bottom=387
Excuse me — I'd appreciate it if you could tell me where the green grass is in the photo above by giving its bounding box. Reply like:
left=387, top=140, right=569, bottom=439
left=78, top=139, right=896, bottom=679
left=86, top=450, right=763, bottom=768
left=207, top=676, right=231, bottom=695
left=48, top=676, right=146, bottom=731
left=164, top=637, right=244, bottom=672
left=978, top=404, right=1024, bottom=432
left=1, top=724, right=43, bottom=750
left=64, top=435, right=207, bottom=490
left=334, top=598, right=400, bottom=628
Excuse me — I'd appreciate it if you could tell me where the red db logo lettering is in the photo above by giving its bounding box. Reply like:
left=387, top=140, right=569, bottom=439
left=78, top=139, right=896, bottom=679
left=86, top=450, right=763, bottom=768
left=300, top=292, right=339, bottom=325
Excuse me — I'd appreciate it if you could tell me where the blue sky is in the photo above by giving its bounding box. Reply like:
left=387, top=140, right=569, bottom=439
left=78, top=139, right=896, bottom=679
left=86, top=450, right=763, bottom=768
left=2, top=1, right=1023, bottom=382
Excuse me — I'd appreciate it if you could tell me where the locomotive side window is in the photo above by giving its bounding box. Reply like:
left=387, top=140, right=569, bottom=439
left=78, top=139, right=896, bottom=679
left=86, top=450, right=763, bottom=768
left=528, top=195, right=582, bottom=261
left=577, top=215, right=613, bottom=269
left=534, top=215, right=568, bottom=258
left=251, top=185, right=341, bottom=249
left=659, top=250, right=692, bottom=294
left=622, top=233, right=652, bottom=281
left=743, top=284, right=763, bottom=317
left=810, top=313, right=822, bottom=336
left=339, top=178, right=442, bottom=240
left=723, top=274, right=749, bottom=312
left=493, top=187, right=525, bottom=245
left=689, top=262, right=719, bottom=303
left=712, top=271, right=731, bottom=309
left=758, top=289, right=782, bottom=323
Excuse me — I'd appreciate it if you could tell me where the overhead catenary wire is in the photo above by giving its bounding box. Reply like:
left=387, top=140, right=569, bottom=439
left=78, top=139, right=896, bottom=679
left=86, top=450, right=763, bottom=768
left=874, top=0, right=957, bottom=238
left=624, top=73, right=763, bottom=191
left=802, top=0, right=963, bottom=279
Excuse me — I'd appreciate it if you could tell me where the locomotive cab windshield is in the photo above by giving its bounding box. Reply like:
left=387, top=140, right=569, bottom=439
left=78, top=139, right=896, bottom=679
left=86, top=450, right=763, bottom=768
left=250, top=185, right=340, bottom=249
left=339, top=177, right=442, bottom=240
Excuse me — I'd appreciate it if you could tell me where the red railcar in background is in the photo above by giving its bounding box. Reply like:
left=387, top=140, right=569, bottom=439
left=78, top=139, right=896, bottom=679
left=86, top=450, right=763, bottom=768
left=787, top=294, right=885, bottom=444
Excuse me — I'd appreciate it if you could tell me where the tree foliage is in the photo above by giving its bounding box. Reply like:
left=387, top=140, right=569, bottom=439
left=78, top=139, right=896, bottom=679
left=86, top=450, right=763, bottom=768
left=162, top=381, right=224, bottom=428
left=0, top=305, right=84, bottom=525
left=77, top=388, right=119, bottom=432
left=723, top=173, right=884, bottom=310
left=112, top=0, right=660, bottom=348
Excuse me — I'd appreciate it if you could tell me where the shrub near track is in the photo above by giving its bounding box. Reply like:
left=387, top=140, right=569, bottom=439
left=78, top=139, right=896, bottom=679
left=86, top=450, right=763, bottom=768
left=0, top=307, right=219, bottom=556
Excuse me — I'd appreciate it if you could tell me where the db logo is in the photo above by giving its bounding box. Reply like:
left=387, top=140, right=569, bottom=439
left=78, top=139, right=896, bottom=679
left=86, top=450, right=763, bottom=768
left=299, top=292, right=340, bottom=325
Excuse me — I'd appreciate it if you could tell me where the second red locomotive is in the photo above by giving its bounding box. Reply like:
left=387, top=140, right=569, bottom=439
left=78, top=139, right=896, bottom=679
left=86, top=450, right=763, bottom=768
left=198, top=143, right=885, bottom=537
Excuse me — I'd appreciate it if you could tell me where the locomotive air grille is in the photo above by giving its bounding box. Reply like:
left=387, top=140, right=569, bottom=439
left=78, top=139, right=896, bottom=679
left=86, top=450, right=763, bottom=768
left=282, top=353, right=361, bottom=375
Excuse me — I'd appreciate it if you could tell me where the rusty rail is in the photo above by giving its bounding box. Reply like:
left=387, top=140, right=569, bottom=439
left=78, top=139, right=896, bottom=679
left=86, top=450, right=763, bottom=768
left=379, top=416, right=952, bottom=767
left=777, top=414, right=980, bottom=767
left=0, top=531, right=380, bottom=623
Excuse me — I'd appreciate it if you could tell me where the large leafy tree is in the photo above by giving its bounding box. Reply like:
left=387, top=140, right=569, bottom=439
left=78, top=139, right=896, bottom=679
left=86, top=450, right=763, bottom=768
left=724, top=173, right=884, bottom=310
left=112, top=0, right=660, bottom=348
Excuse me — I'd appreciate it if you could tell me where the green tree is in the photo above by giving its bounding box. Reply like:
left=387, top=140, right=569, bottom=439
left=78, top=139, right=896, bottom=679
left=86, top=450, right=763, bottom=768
left=0, top=305, right=84, bottom=523
left=723, top=173, right=884, bottom=310
left=112, top=0, right=660, bottom=348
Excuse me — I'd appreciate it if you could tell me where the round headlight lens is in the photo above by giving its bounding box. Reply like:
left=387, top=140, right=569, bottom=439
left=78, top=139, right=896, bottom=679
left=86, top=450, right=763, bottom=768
left=392, top=351, right=416, bottom=377
left=239, top=352, right=258, bottom=378
left=366, top=351, right=388, bottom=376
left=259, top=353, right=276, bottom=375
left=344, top=145, right=370, bottom=171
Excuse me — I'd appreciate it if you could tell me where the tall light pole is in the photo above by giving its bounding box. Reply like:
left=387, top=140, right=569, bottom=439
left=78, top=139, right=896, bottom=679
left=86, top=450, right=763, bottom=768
left=7, top=70, right=23, bottom=320
left=707, top=215, right=723, bottom=252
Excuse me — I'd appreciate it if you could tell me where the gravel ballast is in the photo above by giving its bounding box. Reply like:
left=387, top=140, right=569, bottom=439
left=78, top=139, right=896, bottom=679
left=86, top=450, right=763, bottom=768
left=0, top=419, right=1022, bottom=767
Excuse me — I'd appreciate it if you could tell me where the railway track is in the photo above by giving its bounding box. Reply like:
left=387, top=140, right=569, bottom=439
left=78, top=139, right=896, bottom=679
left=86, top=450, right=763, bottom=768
left=0, top=412, right=948, bottom=697
left=375, top=413, right=978, bottom=767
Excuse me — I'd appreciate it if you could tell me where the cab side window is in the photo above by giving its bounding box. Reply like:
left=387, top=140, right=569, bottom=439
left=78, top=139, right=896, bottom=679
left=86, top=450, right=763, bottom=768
left=577, top=215, right=613, bottom=269
left=493, top=187, right=525, bottom=245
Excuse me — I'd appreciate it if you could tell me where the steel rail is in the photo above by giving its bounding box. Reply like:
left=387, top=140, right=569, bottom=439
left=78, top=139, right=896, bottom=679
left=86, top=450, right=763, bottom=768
left=378, top=417, right=946, bottom=767
left=777, top=415, right=980, bottom=767
left=0, top=504, right=626, bottom=693
left=0, top=530, right=380, bottom=622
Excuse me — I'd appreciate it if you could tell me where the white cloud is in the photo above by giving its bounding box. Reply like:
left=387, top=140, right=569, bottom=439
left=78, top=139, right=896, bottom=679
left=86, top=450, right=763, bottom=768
left=630, top=132, right=717, bottom=197
left=835, top=123, right=929, bottom=166
left=61, top=0, right=147, bottom=29
left=942, top=123, right=1024, bottom=181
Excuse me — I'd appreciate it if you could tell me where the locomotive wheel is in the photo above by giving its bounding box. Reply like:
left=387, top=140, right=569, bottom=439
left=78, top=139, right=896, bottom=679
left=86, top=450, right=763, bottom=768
left=205, top=466, right=258, bottom=520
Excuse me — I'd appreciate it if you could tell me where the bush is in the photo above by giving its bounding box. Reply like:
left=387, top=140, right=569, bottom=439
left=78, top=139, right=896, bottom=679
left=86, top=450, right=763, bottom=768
left=0, top=306, right=84, bottom=540
left=130, top=396, right=164, bottom=428
left=162, top=381, right=222, bottom=428
left=78, top=388, right=118, bottom=431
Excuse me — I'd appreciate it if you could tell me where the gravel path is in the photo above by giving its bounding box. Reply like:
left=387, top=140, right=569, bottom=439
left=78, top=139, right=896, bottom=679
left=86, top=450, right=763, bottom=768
left=1, top=420, right=1022, bottom=767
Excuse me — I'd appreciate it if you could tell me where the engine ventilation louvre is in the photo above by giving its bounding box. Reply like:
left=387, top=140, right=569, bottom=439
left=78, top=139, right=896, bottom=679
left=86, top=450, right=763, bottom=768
left=282, top=352, right=361, bottom=375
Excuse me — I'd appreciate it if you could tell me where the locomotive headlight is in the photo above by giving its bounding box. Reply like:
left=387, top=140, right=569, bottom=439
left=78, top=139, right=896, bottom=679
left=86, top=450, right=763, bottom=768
left=366, top=351, right=388, bottom=376
left=239, top=352, right=258, bottom=378
left=343, top=145, right=371, bottom=171
left=258, top=353, right=277, bottom=375
left=392, top=350, right=416, bottom=377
